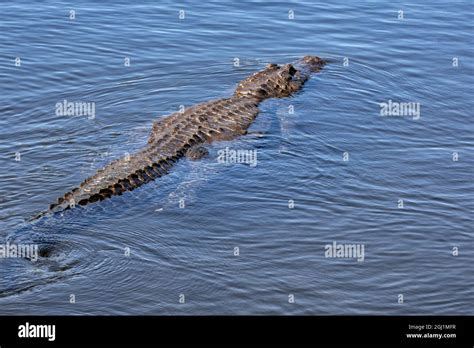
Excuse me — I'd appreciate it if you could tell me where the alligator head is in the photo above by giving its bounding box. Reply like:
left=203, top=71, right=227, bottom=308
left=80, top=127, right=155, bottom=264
left=234, top=55, right=326, bottom=100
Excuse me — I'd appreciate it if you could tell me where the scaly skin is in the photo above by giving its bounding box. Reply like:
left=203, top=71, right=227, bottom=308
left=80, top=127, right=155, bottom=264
left=36, top=56, right=325, bottom=219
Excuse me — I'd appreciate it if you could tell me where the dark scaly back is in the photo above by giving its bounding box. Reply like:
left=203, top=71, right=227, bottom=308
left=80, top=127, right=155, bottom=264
left=43, top=97, right=260, bottom=216
left=37, top=56, right=324, bottom=219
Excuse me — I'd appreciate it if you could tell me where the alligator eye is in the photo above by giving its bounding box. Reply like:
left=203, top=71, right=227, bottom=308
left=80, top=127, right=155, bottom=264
left=288, top=65, right=297, bottom=76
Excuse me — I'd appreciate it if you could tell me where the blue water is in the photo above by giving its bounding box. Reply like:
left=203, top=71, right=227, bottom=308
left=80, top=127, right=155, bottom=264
left=0, top=1, right=472, bottom=314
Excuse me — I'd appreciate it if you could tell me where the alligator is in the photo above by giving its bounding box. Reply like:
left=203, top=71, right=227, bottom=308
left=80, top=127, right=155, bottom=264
left=33, top=56, right=325, bottom=220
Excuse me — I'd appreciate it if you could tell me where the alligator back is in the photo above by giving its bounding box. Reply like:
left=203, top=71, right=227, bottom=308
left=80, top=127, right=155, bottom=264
left=37, top=56, right=325, bottom=218
left=46, top=97, right=260, bottom=215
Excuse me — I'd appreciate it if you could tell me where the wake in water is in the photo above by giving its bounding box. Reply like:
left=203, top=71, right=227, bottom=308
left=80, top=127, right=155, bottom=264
left=1, top=146, right=227, bottom=298
left=0, top=86, right=299, bottom=301
left=1, top=214, right=84, bottom=298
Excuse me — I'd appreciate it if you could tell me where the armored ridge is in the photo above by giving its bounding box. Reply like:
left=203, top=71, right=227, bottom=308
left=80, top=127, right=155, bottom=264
left=36, top=56, right=325, bottom=219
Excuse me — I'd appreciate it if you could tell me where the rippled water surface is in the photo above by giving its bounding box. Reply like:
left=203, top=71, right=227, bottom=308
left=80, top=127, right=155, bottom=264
left=0, top=1, right=473, bottom=314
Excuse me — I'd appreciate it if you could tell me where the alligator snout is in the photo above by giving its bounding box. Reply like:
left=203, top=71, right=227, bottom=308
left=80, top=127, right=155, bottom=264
left=299, top=55, right=327, bottom=71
